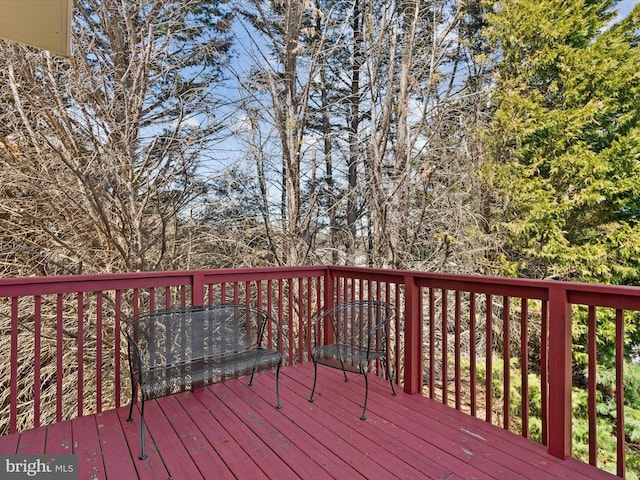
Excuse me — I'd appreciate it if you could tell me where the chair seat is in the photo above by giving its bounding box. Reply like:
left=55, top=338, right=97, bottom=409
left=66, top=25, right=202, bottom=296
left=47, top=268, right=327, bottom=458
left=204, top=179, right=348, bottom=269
left=312, top=344, right=384, bottom=373
left=308, top=300, right=396, bottom=420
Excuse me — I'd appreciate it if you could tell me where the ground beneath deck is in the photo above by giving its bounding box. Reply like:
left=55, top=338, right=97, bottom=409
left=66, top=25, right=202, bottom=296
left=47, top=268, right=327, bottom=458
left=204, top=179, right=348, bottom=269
left=0, top=363, right=617, bottom=479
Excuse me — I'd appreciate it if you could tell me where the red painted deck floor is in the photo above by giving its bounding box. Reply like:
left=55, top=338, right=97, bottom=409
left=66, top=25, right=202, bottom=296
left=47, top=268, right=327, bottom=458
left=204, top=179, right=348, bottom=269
left=0, top=363, right=618, bottom=479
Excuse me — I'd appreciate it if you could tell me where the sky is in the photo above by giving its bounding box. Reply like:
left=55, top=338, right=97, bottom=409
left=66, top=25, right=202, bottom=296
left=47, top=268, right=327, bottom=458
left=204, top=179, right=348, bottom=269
left=616, top=0, right=639, bottom=18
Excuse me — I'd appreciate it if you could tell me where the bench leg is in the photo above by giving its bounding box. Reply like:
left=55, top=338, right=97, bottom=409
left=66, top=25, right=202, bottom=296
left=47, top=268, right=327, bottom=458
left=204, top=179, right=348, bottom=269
left=126, top=376, right=147, bottom=459
left=249, top=362, right=283, bottom=409
left=139, top=397, right=148, bottom=460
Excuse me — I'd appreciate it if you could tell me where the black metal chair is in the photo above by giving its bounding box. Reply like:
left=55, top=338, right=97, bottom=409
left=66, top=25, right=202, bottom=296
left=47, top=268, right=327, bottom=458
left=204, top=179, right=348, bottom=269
left=308, top=300, right=396, bottom=420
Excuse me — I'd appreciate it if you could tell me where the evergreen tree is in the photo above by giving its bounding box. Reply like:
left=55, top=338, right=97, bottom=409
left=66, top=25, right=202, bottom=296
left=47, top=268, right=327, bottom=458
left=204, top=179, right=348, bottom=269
left=486, top=0, right=640, bottom=284
left=486, top=5, right=640, bottom=469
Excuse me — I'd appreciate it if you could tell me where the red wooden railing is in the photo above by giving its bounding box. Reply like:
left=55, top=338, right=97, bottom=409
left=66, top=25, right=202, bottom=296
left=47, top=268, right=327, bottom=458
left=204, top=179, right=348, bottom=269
left=0, top=266, right=635, bottom=478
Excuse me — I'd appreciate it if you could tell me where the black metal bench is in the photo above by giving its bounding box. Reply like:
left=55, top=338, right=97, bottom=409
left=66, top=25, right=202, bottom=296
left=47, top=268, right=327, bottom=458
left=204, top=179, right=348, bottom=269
left=308, top=300, right=396, bottom=420
left=123, top=303, right=282, bottom=459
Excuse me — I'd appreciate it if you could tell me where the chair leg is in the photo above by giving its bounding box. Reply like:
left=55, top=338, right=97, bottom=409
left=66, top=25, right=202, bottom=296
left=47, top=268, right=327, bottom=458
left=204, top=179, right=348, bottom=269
left=249, top=363, right=257, bottom=386
left=309, top=360, right=318, bottom=402
left=386, top=357, right=397, bottom=396
left=275, top=362, right=282, bottom=409
left=139, top=397, right=148, bottom=460
left=360, top=372, right=369, bottom=421
left=127, top=382, right=137, bottom=422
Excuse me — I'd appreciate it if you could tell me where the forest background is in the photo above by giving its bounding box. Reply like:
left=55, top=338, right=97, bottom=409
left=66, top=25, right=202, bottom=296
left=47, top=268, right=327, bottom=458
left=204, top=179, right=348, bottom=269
left=1, top=0, right=640, bottom=474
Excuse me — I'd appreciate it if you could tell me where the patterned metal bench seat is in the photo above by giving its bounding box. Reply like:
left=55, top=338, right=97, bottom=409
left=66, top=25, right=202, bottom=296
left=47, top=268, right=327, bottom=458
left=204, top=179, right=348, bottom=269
left=123, top=303, right=282, bottom=459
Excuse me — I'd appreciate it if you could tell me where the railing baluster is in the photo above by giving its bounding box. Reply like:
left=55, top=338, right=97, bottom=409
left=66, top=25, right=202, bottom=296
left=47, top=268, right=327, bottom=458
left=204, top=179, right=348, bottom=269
left=115, top=290, right=122, bottom=409
left=616, top=308, right=625, bottom=478
left=277, top=279, right=284, bottom=363
left=77, top=292, right=84, bottom=418
left=541, top=299, right=548, bottom=447
left=394, top=284, right=401, bottom=386
left=96, top=292, right=103, bottom=413
left=297, top=278, right=304, bottom=364
left=442, top=289, right=448, bottom=406
left=428, top=288, right=435, bottom=399
left=34, top=295, right=42, bottom=428
left=486, top=293, right=493, bottom=424
left=454, top=291, right=461, bottom=411
left=588, top=305, right=597, bottom=466
left=503, top=295, right=510, bottom=431
left=520, top=298, right=529, bottom=438
left=288, top=278, right=294, bottom=365
left=10, top=297, right=18, bottom=434
left=56, top=294, right=63, bottom=423
left=306, top=278, right=313, bottom=361
left=149, top=287, right=155, bottom=312
left=470, top=292, right=477, bottom=417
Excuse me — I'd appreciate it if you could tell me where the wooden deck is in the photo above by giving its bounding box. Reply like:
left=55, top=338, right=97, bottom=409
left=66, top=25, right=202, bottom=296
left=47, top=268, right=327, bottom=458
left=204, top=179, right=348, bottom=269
left=0, top=363, right=617, bottom=480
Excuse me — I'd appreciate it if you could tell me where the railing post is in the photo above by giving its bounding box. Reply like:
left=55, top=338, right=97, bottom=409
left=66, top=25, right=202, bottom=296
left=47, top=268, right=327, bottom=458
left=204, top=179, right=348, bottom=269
left=192, top=272, right=205, bottom=306
left=322, top=267, right=336, bottom=345
left=324, top=267, right=335, bottom=313
left=547, top=286, right=572, bottom=459
left=403, top=273, right=422, bottom=394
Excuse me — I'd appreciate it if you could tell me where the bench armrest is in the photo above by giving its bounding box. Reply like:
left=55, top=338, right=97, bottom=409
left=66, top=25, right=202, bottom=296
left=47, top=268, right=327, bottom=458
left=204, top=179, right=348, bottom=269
left=123, top=304, right=282, bottom=375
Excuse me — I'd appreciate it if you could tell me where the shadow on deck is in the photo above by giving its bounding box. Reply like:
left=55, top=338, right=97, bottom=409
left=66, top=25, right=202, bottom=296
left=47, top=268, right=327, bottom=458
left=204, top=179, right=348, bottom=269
left=0, top=363, right=617, bottom=479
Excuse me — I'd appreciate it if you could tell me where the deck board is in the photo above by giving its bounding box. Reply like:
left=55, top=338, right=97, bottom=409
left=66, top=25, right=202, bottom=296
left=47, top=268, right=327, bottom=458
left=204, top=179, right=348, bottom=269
left=16, top=425, right=46, bottom=454
left=215, top=381, right=361, bottom=479
left=73, top=414, right=105, bottom=479
left=115, top=406, right=170, bottom=480
left=95, top=409, right=140, bottom=480
left=155, top=394, right=233, bottom=479
left=0, top=428, right=19, bottom=454
left=248, top=377, right=408, bottom=479
left=43, top=418, right=73, bottom=455
left=144, top=396, right=207, bottom=479
left=0, top=363, right=620, bottom=480
left=277, top=366, right=478, bottom=480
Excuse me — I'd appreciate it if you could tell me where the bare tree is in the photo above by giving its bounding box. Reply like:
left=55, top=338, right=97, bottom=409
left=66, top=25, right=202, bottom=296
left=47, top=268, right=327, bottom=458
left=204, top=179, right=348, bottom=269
left=234, top=0, right=328, bottom=266
left=229, top=0, right=497, bottom=272
left=356, top=0, right=496, bottom=271
left=0, top=0, right=232, bottom=276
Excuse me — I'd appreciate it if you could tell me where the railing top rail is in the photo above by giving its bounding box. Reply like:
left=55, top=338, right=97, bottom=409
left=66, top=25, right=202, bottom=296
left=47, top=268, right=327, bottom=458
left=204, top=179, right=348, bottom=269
left=0, top=266, right=330, bottom=297
left=330, top=265, right=640, bottom=307
left=3, top=264, right=640, bottom=309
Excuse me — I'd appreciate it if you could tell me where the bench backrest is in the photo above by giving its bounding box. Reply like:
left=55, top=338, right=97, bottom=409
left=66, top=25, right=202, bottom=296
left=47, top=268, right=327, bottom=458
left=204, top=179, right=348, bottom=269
left=312, top=300, right=394, bottom=355
left=124, top=304, right=279, bottom=370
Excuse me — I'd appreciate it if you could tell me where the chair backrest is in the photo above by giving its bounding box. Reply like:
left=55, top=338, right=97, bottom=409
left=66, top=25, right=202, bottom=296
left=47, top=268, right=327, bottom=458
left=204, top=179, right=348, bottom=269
left=313, top=300, right=394, bottom=354
left=124, top=304, right=279, bottom=370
